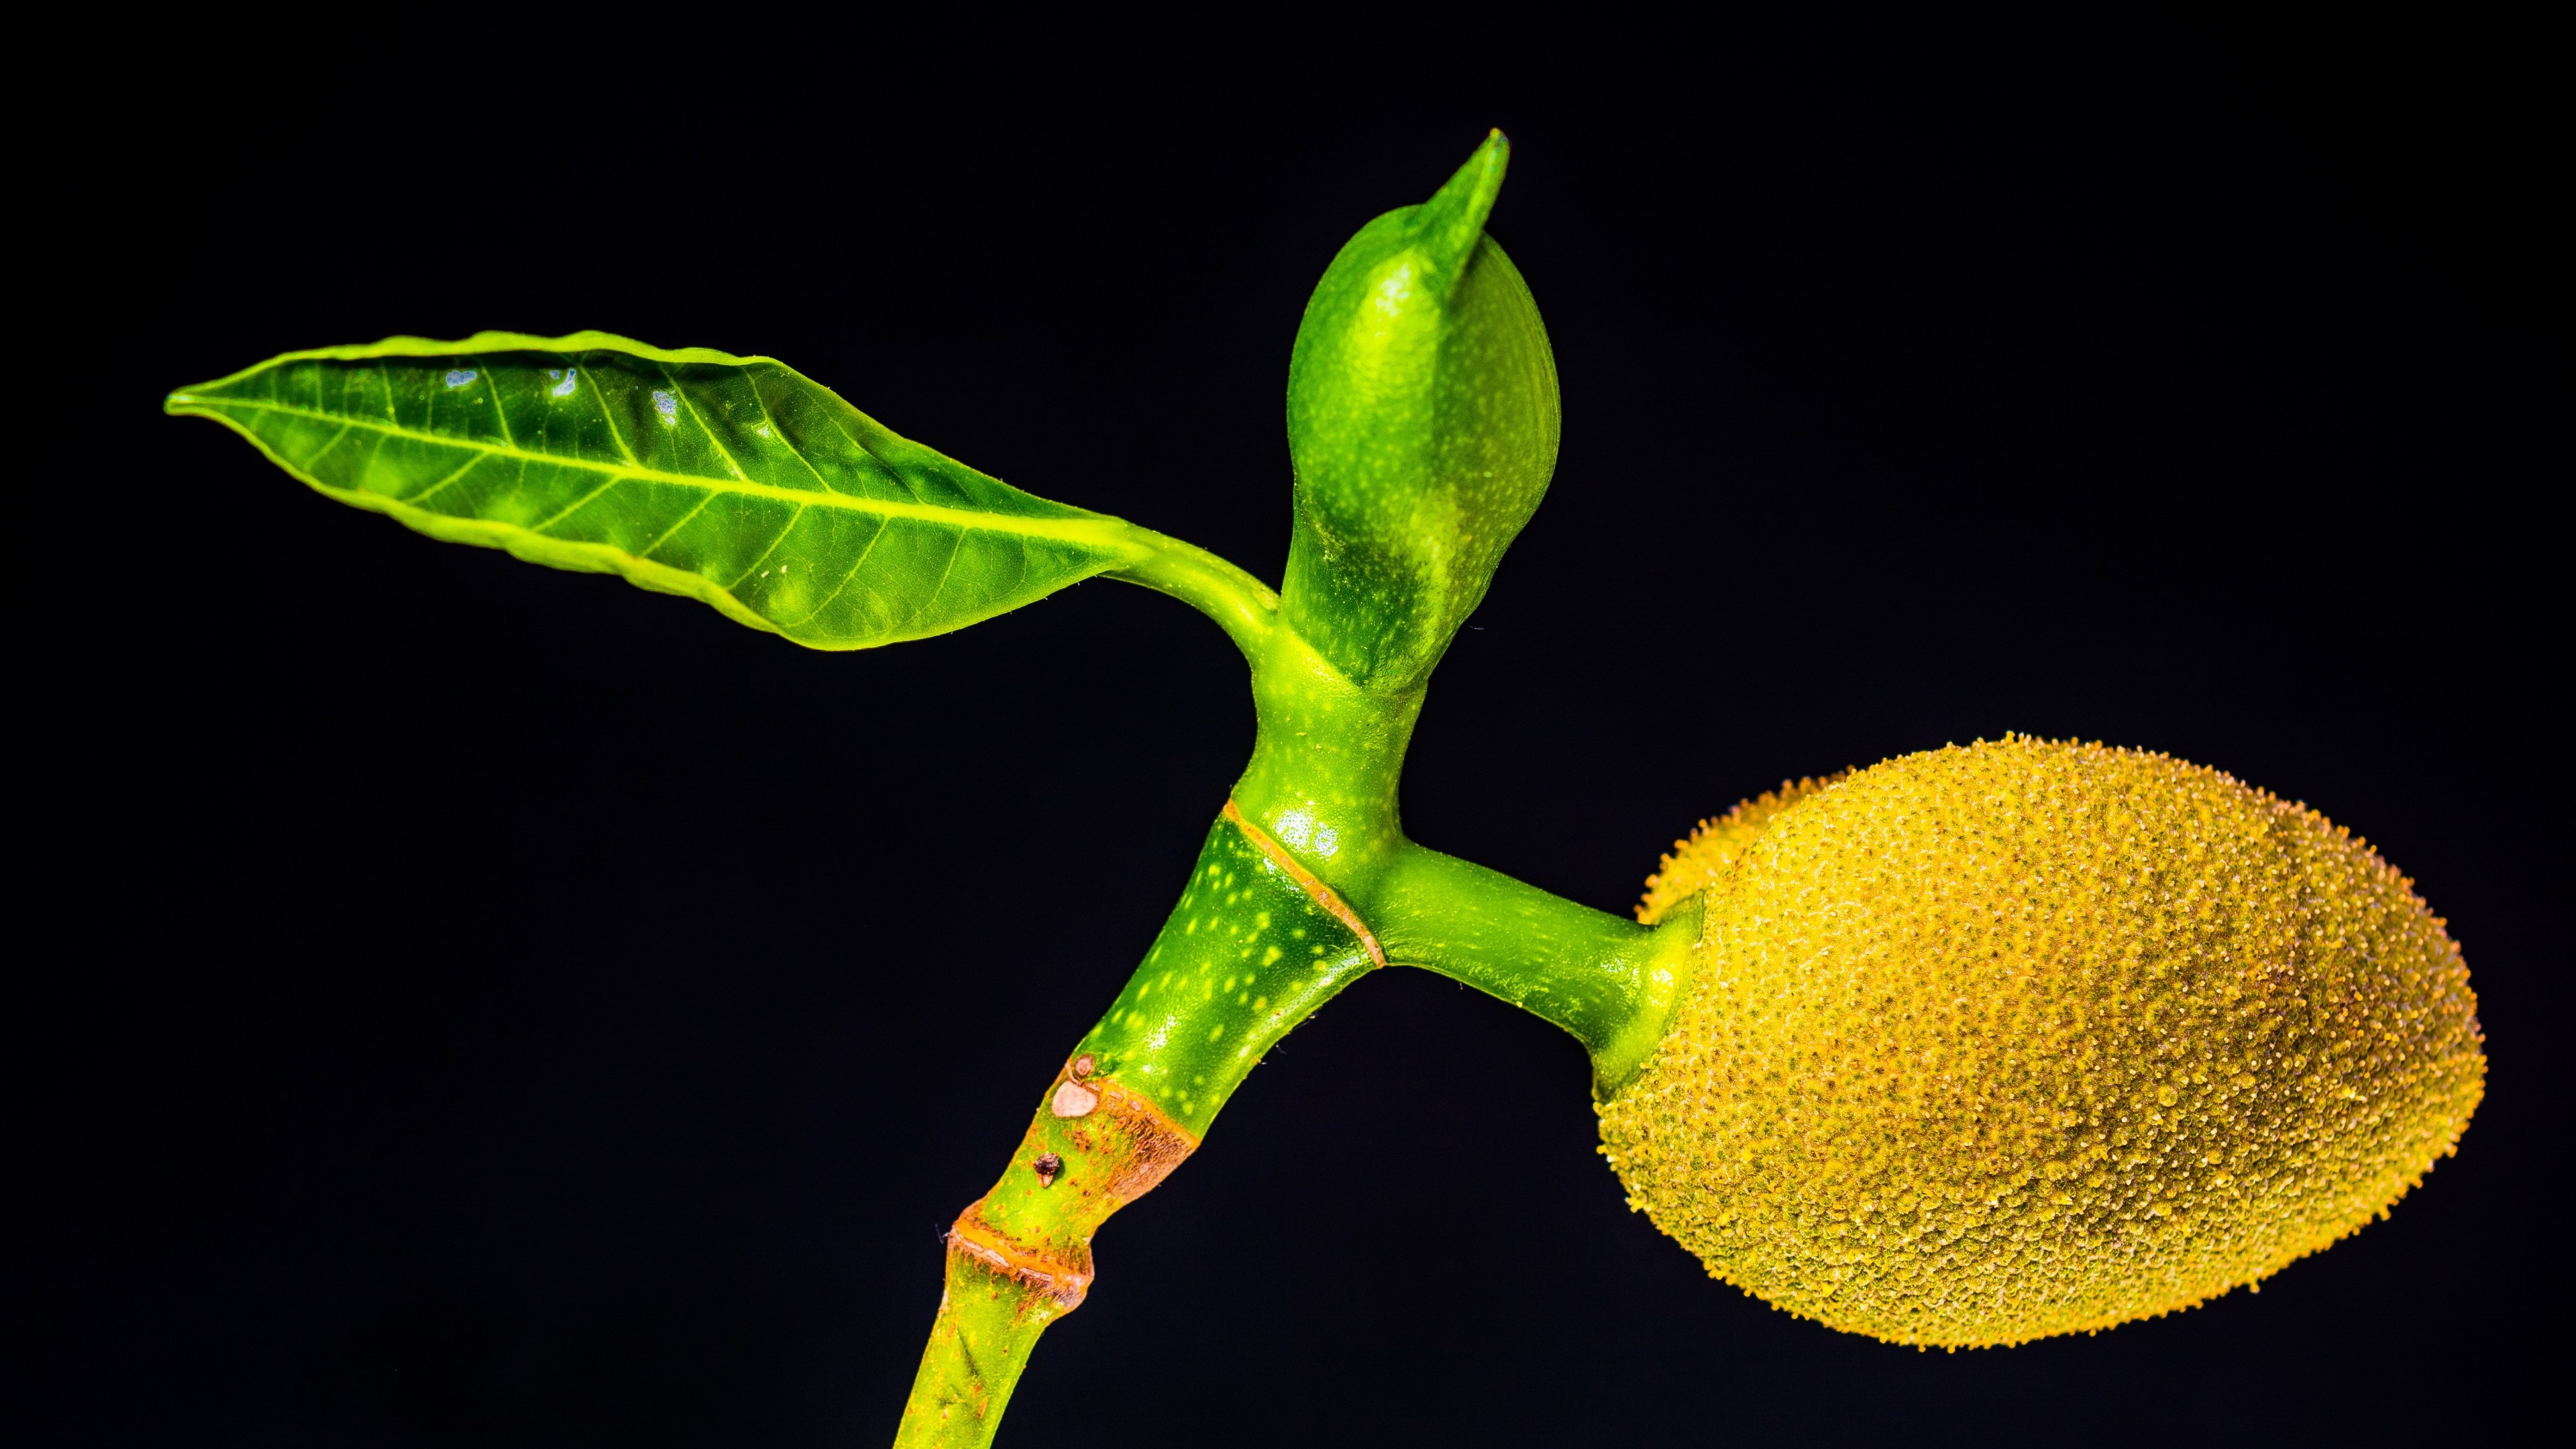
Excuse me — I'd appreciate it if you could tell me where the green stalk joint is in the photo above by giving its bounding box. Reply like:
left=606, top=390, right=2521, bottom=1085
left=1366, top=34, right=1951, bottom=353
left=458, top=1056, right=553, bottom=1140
left=1366, top=847, right=1703, bottom=1097
left=1077, top=806, right=1385, bottom=1136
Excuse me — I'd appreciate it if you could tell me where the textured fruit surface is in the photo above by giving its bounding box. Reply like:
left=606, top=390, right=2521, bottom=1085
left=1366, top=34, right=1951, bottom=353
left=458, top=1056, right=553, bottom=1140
left=1600, top=737, right=2485, bottom=1346
left=1637, top=774, right=1844, bottom=923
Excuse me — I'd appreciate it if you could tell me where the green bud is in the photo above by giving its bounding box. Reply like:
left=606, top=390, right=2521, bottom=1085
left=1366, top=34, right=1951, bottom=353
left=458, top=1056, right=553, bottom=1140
left=1282, top=131, right=1561, bottom=688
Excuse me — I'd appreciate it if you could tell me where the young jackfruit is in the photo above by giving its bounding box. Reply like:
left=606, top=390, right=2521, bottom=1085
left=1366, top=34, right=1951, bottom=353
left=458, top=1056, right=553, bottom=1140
left=1599, top=736, right=2485, bottom=1348
left=1636, top=773, right=1845, bottom=923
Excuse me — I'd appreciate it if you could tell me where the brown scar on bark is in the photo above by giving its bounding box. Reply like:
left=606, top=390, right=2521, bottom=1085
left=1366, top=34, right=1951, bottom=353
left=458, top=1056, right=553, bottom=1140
left=1220, top=798, right=1388, bottom=967
left=1063, top=1066, right=1197, bottom=1201
left=942, top=1065, right=1199, bottom=1316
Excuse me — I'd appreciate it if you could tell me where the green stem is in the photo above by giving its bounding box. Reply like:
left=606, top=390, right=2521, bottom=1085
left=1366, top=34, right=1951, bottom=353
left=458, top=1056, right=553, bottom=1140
left=1230, top=628, right=1427, bottom=887
left=1366, top=846, right=1701, bottom=1095
left=892, top=1256, right=1056, bottom=1449
left=892, top=812, right=1379, bottom=1449
left=1106, top=525, right=1281, bottom=663
left=893, top=605, right=1695, bottom=1446
left=1073, top=810, right=1386, bottom=1134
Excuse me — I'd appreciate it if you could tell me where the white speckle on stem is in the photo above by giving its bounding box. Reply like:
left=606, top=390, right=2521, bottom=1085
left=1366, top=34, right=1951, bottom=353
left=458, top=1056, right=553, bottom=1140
left=1275, top=810, right=1312, bottom=850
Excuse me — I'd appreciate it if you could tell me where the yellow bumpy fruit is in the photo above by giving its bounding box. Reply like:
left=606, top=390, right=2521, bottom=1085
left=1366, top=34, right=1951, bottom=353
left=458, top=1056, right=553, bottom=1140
left=1598, top=736, right=2485, bottom=1347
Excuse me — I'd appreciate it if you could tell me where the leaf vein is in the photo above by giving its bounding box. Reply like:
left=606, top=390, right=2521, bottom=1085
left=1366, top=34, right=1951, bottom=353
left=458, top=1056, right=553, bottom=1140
left=404, top=451, right=489, bottom=509
left=195, top=395, right=1134, bottom=548
left=744, top=365, right=835, bottom=490
left=527, top=473, right=629, bottom=535
left=724, top=503, right=809, bottom=592
left=475, top=353, right=519, bottom=451
left=637, top=489, right=720, bottom=561
left=582, top=354, right=644, bottom=468
left=790, top=516, right=891, bottom=628
left=901, top=525, right=971, bottom=629
left=658, top=362, right=752, bottom=482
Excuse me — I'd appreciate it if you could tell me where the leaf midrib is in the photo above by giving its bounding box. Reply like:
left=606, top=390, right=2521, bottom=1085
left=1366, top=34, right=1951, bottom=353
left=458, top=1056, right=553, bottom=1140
left=174, top=393, right=1137, bottom=549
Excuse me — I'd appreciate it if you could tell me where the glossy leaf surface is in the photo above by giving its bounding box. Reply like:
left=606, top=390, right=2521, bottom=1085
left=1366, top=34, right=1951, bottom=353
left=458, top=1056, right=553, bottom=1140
left=169, top=333, right=1152, bottom=648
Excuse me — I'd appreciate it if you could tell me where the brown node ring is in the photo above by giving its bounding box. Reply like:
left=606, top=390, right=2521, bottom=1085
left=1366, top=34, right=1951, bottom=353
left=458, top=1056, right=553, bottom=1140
left=939, top=1065, right=1201, bottom=1317
left=1221, top=799, right=1388, bottom=968
left=947, top=1205, right=1093, bottom=1309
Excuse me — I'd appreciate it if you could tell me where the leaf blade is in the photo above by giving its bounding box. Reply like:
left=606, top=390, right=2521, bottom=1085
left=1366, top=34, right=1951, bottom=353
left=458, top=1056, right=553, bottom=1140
left=167, top=331, right=1148, bottom=648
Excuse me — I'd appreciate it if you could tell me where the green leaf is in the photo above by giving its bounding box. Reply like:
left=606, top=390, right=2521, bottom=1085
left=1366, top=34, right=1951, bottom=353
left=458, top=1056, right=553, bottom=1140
left=168, top=331, right=1155, bottom=649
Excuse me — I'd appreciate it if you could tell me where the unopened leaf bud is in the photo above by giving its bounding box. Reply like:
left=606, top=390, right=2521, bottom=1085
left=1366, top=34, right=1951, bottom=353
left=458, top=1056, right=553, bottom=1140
left=1282, top=131, right=1560, bottom=688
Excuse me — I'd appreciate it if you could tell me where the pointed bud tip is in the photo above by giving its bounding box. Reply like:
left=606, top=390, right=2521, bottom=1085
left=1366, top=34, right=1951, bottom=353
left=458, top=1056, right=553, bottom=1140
left=1415, top=130, right=1513, bottom=278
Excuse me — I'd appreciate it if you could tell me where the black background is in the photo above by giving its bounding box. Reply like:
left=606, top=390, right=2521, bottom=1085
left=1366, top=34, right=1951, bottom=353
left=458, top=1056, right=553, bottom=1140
left=23, top=15, right=2566, bottom=1447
